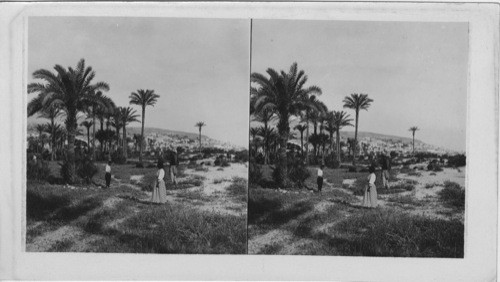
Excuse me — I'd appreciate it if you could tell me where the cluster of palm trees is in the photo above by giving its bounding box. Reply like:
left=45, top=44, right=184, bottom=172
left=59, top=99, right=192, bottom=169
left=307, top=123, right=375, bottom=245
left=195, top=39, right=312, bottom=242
left=250, top=62, right=374, bottom=187
left=27, top=58, right=160, bottom=183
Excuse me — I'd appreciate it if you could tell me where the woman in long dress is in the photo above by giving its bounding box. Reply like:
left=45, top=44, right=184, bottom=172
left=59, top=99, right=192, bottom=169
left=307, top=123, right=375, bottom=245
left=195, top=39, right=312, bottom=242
left=362, top=166, right=378, bottom=208
left=151, top=160, right=167, bottom=204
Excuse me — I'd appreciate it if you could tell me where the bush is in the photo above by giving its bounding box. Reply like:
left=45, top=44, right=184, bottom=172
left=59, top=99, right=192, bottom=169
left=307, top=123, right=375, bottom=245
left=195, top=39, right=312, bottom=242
left=111, top=148, right=126, bottom=164
left=447, top=154, right=466, bottom=167
left=287, top=158, right=310, bottom=188
left=249, top=161, right=263, bottom=185
left=76, top=157, right=98, bottom=184
left=438, top=181, right=465, bottom=209
left=233, top=150, right=249, bottom=163
left=135, top=162, right=144, bottom=168
left=26, top=157, right=51, bottom=181
left=427, top=163, right=443, bottom=172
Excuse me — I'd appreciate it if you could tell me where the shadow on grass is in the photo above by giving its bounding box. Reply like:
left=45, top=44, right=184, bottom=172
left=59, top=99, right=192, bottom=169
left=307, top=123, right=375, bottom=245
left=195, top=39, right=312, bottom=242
left=27, top=190, right=71, bottom=221
left=51, top=197, right=102, bottom=222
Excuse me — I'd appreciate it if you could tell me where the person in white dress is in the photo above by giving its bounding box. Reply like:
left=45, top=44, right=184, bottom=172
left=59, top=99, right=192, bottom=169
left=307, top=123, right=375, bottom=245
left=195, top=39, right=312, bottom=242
left=151, top=160, right=167, bottom=204
left=362, top=166, right=378, bottom=208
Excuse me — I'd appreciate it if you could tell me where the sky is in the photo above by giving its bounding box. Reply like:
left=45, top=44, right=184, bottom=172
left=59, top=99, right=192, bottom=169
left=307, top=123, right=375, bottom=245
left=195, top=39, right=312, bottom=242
left=28, top=17, right=250, bottom=147
left=252, top=20, right=468, bottom=152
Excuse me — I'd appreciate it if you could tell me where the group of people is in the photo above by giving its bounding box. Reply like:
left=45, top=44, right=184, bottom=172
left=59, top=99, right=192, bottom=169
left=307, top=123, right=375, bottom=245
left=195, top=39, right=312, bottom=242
left=103, top=149, right=179, bottom=205
left=316, top=153, right=392, bottom=209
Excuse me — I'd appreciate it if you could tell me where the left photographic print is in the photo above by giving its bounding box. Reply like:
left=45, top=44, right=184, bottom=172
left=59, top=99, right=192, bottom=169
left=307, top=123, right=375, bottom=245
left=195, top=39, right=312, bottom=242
left=25, top=17, right=250, bottom=254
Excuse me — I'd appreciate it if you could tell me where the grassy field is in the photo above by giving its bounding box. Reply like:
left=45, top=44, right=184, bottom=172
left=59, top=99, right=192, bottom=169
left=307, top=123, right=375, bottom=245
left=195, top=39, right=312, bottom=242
left=248, top=164, right=465, bottom=257
left=27, top=160, right=248, bottom=254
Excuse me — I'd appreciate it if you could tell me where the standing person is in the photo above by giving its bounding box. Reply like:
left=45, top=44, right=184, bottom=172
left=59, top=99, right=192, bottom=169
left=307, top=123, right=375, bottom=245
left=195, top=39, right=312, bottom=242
left=151, top=160, right=167, bottom=204
left=317, top=164, right=325, bottom=193
left=169, top=148, right=178, bottom=186
left=380, top=152, right=391, bottom=190
left=362, top=165, right=378, bottom=208
left=104, top=161, right=112, bottom=189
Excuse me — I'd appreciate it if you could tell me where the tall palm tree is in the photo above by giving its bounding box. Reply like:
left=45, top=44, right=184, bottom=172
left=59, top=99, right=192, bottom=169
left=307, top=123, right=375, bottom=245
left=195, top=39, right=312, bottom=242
left=80, top=120, right=93, bottom=150
left=253, top=109, right=274, bottom=164
left=324, top=111, right=336, bottom=157
left=35, top=124, right=47, bottom=153
left=343, top=93, right=373, bottom=166
left=129, top=89, right=160, bottom=163
left=110, top=108, right=123, bottom=152
left=294, top=124, right=307, bottom=157
left=251, top=62, right=322, bottom=187
left=28, top=59, right=110, bottom=183
left=302, top=96, right=327, bottom=164
left=28, top=96, right=63, bottom=160
left=409, top=126, right=419, bottom=155
left=332, top=111, right=353, bottom=164
left=195, top=121, right=206, bottom=154
left=119, top=106, right=139, bottom=159
left=87, top=91, right=114, bottom=159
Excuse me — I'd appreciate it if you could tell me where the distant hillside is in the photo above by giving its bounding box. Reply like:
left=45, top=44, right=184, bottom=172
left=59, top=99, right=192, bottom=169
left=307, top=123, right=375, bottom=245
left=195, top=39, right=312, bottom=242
left=127, top=127, right=207, bottom=140
left=339, top=131, right=421, bottom=144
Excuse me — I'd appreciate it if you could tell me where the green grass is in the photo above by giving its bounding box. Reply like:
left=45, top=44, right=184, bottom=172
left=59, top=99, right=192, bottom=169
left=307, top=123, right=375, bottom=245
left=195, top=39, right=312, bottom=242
left=248, top=186, right=464, bottom=257
left=386, top=194, right=423, bottom=206
left=227, top=177, right=248, bottom=202
left=331, top=209, right=464, bottom=257
left=26, top=180, right=246, bottom=254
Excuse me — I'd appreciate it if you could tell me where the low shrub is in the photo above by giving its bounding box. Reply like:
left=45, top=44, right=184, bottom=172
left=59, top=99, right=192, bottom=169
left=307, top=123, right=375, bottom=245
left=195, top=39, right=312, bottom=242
left=427, top=163, right=443, bottom=172
left=111, top=148, right=126, bottom=164
left=438, top=181, right=465, bottom=209
left=135, top=162, right=144, bottom=168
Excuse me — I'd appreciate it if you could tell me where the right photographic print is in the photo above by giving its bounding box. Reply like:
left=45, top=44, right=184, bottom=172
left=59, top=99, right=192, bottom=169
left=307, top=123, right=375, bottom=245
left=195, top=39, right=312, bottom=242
left=248, top=20, right=467, bottom=257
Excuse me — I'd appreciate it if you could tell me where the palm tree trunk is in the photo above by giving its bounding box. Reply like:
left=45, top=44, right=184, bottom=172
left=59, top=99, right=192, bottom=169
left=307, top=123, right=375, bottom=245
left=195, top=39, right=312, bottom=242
left=198, top=128, right=202, bottom=154
left=353, top=110, right=359, bottom=166
left=412, top=133, right=415, bottom=155
left=92, top=114, right=96, bottom=160
left=65, top=110, right=77, bottom=184
left=139, top=107, right=145, bottom=163
left=336, top=128, right=341, bottom=164
left=305, top=115, right=310, bottom=165
left=87, top=128, right=90, bottom=150
left=123, top=124, right=127, bottom=159
left=300, top=132, right=304, bottom=157
left=51, top=118, right=55, bottom=161
left=276, top=114, right=290, bottom=187
left=264, top=121, right=269, bottom=165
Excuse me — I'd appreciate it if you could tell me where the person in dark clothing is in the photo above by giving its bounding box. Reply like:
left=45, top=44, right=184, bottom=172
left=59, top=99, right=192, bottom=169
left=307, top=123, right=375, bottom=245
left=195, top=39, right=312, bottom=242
left=105, top=161, right=112, bottom=188
left=380, top=153, right=391, bottom=189
left=317, top=164, right=325, bottom=193
left=169, top=149, right=178, bottom=185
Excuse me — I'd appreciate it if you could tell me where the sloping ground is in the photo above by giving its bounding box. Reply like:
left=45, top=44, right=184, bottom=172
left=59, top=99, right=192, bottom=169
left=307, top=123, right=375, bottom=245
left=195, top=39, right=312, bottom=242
left=248, top=167, right=465, bottom=257
left=26, top=163, right=248, bottom=253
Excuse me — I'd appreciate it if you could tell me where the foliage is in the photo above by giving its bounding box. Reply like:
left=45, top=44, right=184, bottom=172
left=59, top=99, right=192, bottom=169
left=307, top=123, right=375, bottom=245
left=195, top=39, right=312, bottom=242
left=249, top=161, right=263, bottom=185
left=447, top=154, right=466, bottom=167
left=26, top=156, right=51, bottom=181
left=427, top=163, right=443, bottom=172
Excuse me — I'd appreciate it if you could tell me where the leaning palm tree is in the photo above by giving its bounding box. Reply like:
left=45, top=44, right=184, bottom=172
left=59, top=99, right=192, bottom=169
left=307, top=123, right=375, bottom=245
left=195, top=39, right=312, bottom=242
left=332, top=110, right=353, bottom=164
left=195, top=122, right=206, bottom=154
left=251, top=62, right=322, bottom=187
left=343, top=93, right=373, bottom=166
left=28, top=59, right=110, bottom=183
left=119, top=106, right=139, bottom=159
left=409, top=126, right=420, bottom=155
left=80, top=120, right=93, bottom=150
left=129, top=89, right=160, bottom=163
